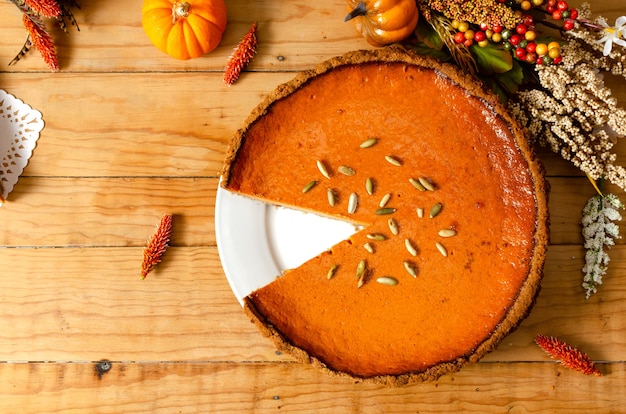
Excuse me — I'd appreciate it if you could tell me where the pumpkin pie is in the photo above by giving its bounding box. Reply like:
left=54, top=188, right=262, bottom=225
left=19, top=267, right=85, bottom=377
left=220, top=48, right=549, bottom=385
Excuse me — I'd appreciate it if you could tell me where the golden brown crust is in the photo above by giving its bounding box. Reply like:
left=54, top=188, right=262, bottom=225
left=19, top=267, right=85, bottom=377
left=226, top=46, right=550, bottom=386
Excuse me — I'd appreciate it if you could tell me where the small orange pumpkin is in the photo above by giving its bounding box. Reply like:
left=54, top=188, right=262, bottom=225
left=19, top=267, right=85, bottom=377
left=142, top=0, right=228, bottom=60
left=345, top=0, right=419, bottom=47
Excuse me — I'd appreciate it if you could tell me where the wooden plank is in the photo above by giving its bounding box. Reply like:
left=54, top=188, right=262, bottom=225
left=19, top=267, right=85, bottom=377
left=0, top=72, right=292, bottom=177
left=0, top=245, right=623, bottom=362
left=0, top=247, right=283, bottom=362
left=0, top=177, right=217, bottom=247
left=0, top=361, right=621, bottom=413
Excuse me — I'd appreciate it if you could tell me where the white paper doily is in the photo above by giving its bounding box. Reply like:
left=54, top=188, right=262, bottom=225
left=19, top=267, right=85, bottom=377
left=0, top=89, right=44, bottom=204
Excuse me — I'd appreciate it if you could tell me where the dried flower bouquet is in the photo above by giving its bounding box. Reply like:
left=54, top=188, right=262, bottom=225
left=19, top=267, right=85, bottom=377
left=7, top=0, right=80, bottom=71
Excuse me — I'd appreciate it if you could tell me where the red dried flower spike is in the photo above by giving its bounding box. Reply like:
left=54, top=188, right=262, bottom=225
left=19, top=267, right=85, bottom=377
left=25, top=0, right=62, bottom=18
left=224, top=21, right=258, bottom=86
left=141, top=214, right=173, bottom=279
left=535, top=334, right=602, bottom=376
left=21, top=14, right=59, bottom=71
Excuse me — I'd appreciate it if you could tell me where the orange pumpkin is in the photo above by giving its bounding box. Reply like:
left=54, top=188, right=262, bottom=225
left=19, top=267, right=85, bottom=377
left=142, top=0, right=227, bottom=60
left=345, top=0, right=419, bottom=46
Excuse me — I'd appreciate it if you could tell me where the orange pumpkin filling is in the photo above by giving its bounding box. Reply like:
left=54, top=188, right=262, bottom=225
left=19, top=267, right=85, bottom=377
left=221, top=49, right=548, bottom=385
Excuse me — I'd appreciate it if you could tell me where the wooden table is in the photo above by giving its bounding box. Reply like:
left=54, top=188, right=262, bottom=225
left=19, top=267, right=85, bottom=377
left=0, top=1, right=624, bottom=412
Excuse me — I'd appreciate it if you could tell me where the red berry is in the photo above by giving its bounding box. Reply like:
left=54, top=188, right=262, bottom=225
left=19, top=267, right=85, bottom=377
left=464, top=39, right=474, bottom=47
left=552, top=10, right=562, bottom=20
left=515, top=47, right=527, bottom=59
left=526, top=42, right=537, bottom=53
left=521, top=15, right=534, bottom=26
left=557, top=1, right=569, bottom=11
left=509, top=34, right=522, bottom=46
left=474, top=31, right=486, bottom=42
left=526, top=52, right=538, bottom=64
left=516, top=24, right=528, bottom=35
left=553, top=56, right=563, bottom=64
left=546, top=5, right=556, bottom=13
left=536, top=57, right=544, bottom=65
left=454, top=32, right=466, bottom=44
left=563, top=19, right=575, bottom=30
left=479, top=22, right=489, bottom=31
left=547, top=0, right=557, bottom=6
left=492, top=24, right=503, bottom=33
left=570, top=8, right=578, bottom=19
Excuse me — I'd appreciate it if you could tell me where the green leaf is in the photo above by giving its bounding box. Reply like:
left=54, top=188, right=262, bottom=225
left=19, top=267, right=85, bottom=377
left=479, top=61, right=528, bottom=104
left=470, top=43, right=513, bottom=75
left=495, top=60, right=526, bottom=93
left=415, top=19, right=444, bottom=51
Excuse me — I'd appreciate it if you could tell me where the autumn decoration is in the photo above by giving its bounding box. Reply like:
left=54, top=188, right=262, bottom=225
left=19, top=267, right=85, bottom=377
left=344, top=0, right=419, bottom=46
left=141, top=214, right=173, bottom=279
left=7, top=0, right=80, bottom=71
left=581, top=188, right=623, bottom=299
left=535, top=334, right=602, bottom=376
left=224, top=21, right=258, bottom=85
left=142, top=0, right=227, bottom=60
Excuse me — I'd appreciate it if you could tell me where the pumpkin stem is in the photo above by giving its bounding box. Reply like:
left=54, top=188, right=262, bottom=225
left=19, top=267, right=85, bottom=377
left=344, top=2, right=367, bottom=22
left=172, top=1, right=191, bottom=24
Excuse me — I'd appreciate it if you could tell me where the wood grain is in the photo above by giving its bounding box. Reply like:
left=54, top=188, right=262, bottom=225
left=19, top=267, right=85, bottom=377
left=0, top=362, right=622, bottom=413
left=0, top=246, right=623, bottom=362
left=0, top=0, right=625, bottom=411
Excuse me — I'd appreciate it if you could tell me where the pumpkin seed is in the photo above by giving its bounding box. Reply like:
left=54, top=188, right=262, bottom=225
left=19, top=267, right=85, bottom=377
left=316, top=160, right=331, bottom=179
left=379, top=193, right=391, bottom=208
left=436, top=241, right=448, bottom=257
left=438, top=229, right=457, bottom=237
left=302, top=180, right=317, bottom=193
left=327, top=264, right=339, bottom=280
left=360, top=138, right=378, bottom=148
left=416, top=207, right=424, bottom=218
left=363, top=242, right=374, bottom=254
left=385, top=155, right=402, bottom=166
left=409, top=178, right=426, bottom=191
left=327, top=188, right=336, bottom=206
left=375, top=207, right=397, bottom=215
left=376, top=276, right=398, bottom=286
left=430, top=202, right=443, bottom=218
left=365, top=177, right=374, bottom=195
left=357, top=275, right=366, bottom=289
left=348, top=193, right=358, bottom=214
left=338, top=165, right=356, bottom=176
left=418, top=177, right=435, bottom=191
left=403, top=261, right=417, bottom=277
left=367, top=233, right=388, bottom=241
left=388, top=218, right=399, bottom=235
left=405, top=238, right=418, bottom=256
left=356, top=259, right=366, bottom=279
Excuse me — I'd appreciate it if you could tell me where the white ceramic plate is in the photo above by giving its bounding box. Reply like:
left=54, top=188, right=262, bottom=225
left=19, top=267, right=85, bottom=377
left=215, top=182, right=358, bottom=305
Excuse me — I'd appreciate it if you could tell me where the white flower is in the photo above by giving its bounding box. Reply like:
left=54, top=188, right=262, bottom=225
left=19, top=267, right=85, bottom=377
left=597, top=16, right=626, bottom=56
left=581, top=193, right=623, bottom=299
